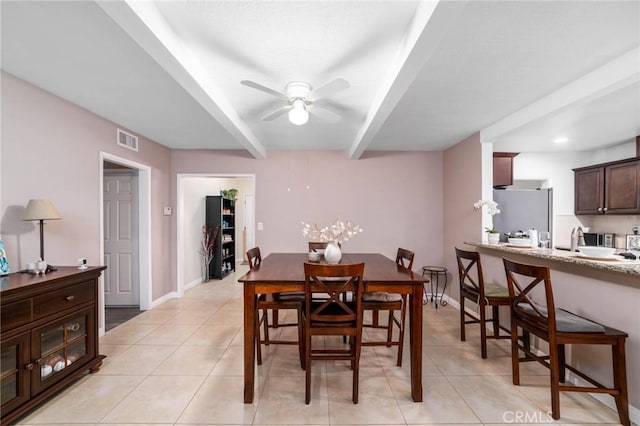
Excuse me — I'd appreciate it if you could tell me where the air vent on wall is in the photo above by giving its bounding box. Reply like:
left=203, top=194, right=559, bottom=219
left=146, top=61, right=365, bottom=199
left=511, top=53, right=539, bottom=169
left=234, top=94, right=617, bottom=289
left=117, top=129, right=138, bottom=152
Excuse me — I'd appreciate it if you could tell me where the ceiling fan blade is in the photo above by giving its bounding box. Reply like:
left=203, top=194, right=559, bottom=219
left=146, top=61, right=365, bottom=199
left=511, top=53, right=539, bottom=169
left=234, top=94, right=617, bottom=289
left=313, top=98, right=355, bottom=116
left=240, top=80, right=287, bottom=98
left=309, top=103, right=342, bottom=123
left=261, top=105, right=292, bottom=121
left=309, top=78, right=349, bottom=100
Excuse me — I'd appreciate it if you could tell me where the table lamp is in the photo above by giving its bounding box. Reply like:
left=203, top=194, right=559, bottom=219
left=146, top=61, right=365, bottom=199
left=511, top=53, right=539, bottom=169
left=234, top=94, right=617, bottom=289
left=22, top=199, right=61, bottom=272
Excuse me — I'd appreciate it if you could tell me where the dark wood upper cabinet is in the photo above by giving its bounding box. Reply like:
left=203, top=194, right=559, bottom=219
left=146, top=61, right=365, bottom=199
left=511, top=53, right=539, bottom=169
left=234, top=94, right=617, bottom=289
left=574, top=167, right=605, bottom=214
left=574, top=158, right=640, bottom=215
left=493, top=152, right=519, bottom=188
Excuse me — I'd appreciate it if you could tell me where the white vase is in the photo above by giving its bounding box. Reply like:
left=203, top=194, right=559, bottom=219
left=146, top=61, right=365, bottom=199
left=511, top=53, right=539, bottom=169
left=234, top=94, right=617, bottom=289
left=487, top=233, right=500, bottom=245
left=324, top=242, right=342, bottom=264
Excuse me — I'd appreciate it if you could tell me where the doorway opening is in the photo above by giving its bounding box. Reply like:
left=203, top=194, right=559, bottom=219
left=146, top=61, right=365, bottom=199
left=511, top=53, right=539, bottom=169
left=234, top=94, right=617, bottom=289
left=99, top=152, right=152, bottom=334
left=176, top=174, right=255, bottom=295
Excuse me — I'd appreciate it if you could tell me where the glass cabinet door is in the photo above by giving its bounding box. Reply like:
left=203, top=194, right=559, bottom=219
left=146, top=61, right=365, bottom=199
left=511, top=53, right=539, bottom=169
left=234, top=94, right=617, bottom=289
left=32, top=307, right=94, bottom=394
left=0, top=332, right=31, bottom=414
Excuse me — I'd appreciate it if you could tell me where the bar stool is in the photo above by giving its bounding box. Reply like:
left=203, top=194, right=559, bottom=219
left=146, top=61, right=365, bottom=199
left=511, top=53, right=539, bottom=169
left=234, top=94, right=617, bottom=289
left=421, top=266, right=448, bottom=308
left=503, top=258, right=629, bottom=425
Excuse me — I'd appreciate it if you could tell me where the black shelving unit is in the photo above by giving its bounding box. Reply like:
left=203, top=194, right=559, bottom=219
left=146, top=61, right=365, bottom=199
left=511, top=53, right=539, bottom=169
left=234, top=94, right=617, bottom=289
left=205, top=195, right=236, bottom=279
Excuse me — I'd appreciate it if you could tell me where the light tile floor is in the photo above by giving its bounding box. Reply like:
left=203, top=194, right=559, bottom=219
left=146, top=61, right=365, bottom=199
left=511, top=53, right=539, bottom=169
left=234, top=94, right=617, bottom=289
left=17, top=265, right=626, bottom=425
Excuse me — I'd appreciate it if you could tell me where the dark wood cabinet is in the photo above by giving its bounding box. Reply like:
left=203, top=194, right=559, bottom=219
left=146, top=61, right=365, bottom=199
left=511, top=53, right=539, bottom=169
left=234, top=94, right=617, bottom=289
left=206, top=196, right=236, bottom=279
left=0, top=266, right=106, bottom=425
left=574, top=158, right=640, bottom=215
left=493, top=152, right=519, bottom=188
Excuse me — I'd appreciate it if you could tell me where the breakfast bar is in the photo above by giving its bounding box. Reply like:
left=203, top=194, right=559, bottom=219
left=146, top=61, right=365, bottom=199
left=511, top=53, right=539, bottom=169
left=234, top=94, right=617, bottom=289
left=463, top=242, right=640, bottom=413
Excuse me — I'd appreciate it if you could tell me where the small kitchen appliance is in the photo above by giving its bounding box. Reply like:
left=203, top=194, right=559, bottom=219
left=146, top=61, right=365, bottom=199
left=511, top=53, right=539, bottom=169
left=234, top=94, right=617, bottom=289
left=583, top=232, right=616, bottom=247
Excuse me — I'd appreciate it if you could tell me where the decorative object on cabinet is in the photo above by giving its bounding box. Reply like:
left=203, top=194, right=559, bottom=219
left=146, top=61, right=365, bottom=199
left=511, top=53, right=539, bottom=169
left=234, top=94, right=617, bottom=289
left=0, top=239, right=10, bottom=275
left=205, top=196, right=236, bottom=279
left=21, top=199, right=62, bottom=272
left=0, top=266, right=106, bottom=425
left=574, top=158, right=640, bottom=215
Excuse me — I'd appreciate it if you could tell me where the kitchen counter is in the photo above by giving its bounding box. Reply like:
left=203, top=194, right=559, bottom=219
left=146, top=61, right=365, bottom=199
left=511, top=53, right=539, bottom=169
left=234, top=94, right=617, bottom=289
left=465, top=242, right=640, bottom=286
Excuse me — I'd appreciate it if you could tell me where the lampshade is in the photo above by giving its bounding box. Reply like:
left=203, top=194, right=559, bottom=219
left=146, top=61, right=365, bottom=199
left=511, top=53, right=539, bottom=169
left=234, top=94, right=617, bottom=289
left=288, top=99, right=309, bottom=125
left=22, top=199, right=62, bottom=221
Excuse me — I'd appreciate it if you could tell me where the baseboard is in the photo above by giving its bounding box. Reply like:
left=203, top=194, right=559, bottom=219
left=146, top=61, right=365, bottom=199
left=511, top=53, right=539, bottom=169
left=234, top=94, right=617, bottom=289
left=149, top=291, right=178, bottom=309
left=445, top=300, right=639, bottom=424
left=146, top=278, right=203, bottom=312
left=185, top=277, right=203, bottom=291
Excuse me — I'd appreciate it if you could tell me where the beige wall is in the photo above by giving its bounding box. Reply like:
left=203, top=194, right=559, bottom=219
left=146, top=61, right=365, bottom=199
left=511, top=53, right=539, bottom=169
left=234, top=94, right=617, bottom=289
left=0, top=72, right=174, bottom=301
left=443, top=132, right=484, bottom=303
left=171, top=149, right=445, bottom=285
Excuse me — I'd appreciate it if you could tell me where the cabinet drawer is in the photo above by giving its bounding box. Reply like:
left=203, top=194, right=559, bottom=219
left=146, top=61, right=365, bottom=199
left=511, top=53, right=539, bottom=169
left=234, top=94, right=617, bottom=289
left=0, top=300, right=32, bottom=333
left=33, top=281, right=95, bottom=320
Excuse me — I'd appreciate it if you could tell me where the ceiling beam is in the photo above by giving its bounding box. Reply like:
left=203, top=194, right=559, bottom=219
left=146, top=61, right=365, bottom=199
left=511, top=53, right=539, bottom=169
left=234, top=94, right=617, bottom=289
left=348, top=0, right=468, bottom=160
left=481, top=47, right=640, bottom=144
left=97, top=1, right=267, bottom=159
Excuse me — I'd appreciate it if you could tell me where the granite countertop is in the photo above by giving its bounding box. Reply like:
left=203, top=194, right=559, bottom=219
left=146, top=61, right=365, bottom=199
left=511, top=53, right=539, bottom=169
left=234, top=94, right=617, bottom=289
left=465, top=242, right=640, bottom=277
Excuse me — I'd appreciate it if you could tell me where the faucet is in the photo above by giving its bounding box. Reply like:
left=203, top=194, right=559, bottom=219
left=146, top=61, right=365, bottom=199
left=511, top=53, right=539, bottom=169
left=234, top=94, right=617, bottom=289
left=570, top=226, right=586, bottom=251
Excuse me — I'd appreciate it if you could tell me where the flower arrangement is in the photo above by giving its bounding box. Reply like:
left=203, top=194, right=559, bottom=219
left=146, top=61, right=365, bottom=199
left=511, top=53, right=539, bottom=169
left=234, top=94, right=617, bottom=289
left=301, top=220, right=363, bottom=245
left=199, top=225, right=220, bottom=268
left=474, top=199, right=500, bottom=216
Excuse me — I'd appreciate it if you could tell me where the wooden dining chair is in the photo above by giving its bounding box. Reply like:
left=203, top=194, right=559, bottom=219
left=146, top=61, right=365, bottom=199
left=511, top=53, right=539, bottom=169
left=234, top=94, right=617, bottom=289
left=247, top=247, right=305, bottom=369
left=361, top=248, right=413, bottom=366
left=503, top=258, right=629, bottom=425
left=455, top=248, right=511, bottom=358
left=308, top=241, right=329, bottom=252
left=303, top=262, right=365, bottom=404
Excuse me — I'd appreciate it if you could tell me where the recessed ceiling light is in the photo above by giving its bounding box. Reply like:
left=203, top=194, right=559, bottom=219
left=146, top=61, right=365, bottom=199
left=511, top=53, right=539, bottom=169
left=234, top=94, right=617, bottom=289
left=554, top=137, right=569, bottom=144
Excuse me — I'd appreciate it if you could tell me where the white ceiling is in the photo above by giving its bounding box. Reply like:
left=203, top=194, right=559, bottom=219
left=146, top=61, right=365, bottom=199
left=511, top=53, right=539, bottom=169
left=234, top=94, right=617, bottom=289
left=1, top=1, right=639, bottom=159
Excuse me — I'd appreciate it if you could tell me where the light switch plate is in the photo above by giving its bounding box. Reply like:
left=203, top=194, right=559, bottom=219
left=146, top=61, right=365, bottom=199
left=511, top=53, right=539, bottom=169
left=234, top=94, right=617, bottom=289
left=163, top=207, right=172, bottom=216
left=257, top=222, right=263, bottom=231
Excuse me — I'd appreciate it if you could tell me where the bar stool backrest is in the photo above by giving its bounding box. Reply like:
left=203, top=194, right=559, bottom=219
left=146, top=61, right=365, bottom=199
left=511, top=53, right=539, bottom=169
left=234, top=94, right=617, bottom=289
left=455, top=248, right=486, bottom=300
left=503, top=258, right=555, bottom=331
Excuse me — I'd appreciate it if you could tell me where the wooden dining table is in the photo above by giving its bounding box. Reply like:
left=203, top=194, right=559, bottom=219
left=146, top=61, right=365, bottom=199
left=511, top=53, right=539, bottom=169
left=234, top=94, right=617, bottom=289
left=237, top=252, right=429, bottom=403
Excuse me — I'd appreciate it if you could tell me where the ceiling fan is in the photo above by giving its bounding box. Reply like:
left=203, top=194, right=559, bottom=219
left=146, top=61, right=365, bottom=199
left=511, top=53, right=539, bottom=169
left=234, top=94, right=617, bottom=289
left=240, top=78, right=350, bottom=125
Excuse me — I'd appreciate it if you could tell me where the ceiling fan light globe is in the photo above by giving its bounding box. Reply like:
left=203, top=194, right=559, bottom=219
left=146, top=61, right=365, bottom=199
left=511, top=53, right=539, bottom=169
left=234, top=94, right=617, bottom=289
left=288, top=99, right=309, bottom=125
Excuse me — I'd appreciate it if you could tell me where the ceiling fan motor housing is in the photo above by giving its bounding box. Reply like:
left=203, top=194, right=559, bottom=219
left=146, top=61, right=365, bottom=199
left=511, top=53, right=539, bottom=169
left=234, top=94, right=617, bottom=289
left=286, top=81, right=311, bottom=100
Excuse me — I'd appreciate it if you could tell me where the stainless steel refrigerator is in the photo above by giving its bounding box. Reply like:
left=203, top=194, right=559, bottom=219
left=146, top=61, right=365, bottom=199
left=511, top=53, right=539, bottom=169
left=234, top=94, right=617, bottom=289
left=492, top=188, right=553, bottom=242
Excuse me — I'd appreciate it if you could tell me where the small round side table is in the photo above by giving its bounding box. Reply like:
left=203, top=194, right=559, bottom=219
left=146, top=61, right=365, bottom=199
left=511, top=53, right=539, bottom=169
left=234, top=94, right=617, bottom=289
left=421, top=266, right=448, bottom=308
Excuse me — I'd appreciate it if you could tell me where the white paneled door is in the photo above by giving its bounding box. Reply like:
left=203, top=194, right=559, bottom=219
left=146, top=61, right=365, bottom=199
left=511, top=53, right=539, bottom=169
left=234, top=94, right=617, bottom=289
left=104, top=172, right=139, bottom=306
